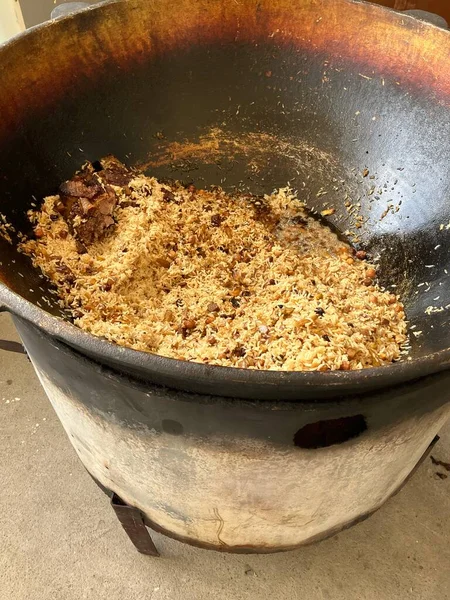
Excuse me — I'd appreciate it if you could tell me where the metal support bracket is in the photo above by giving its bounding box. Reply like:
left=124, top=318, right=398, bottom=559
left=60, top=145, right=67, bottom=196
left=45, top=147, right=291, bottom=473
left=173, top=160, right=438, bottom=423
left=110, top=493, right=160, bottom=557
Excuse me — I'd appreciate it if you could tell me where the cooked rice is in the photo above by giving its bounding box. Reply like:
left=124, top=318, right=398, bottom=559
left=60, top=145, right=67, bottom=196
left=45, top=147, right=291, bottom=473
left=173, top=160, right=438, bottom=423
left=19, top=161, right=408, bottom=371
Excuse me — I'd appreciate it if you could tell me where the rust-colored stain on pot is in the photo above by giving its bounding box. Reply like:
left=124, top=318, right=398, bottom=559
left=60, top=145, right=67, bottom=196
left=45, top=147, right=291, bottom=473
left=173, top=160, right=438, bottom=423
left=138, top=127, right=337, bottom=176
left=0, top=0, right=449, bottom=139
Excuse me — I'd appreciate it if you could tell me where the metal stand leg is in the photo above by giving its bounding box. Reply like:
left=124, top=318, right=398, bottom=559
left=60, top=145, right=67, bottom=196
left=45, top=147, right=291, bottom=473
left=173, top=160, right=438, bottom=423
left=110, top=493, right=160, bottom=557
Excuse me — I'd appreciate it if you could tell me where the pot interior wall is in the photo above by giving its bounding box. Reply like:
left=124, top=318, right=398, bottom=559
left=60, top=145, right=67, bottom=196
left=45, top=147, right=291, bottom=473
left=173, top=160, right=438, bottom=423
left=0, top=0, right=449, bottom=361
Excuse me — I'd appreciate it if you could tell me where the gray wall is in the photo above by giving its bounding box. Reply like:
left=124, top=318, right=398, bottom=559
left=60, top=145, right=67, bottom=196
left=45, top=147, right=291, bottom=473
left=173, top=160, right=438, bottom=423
left=20, top=0, right=97, bottom=28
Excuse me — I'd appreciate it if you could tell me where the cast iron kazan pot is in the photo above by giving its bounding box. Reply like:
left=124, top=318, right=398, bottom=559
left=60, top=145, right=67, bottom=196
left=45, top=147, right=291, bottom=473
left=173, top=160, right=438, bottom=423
left=1, top=0, right=450, bottom=553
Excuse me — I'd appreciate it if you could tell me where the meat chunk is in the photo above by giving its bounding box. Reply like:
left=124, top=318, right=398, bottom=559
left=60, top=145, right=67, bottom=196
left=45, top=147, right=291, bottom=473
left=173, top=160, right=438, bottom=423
left=58, top=163, right=118, bottom=247
left=59, top=175, right=103, bottom=201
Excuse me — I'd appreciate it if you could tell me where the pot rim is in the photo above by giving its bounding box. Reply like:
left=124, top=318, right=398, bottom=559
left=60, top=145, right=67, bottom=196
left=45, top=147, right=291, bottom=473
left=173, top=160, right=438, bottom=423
left=2, top=283, right=450, bottom=400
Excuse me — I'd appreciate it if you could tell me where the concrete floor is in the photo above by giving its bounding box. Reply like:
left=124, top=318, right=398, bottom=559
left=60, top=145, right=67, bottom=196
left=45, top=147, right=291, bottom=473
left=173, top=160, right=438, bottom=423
left=1, top=312, right=449, bottom=600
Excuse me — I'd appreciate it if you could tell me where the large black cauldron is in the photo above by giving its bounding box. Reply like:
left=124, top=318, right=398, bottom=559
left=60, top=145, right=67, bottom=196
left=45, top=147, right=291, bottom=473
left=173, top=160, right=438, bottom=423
left=1, top=0, right=450, bottom=552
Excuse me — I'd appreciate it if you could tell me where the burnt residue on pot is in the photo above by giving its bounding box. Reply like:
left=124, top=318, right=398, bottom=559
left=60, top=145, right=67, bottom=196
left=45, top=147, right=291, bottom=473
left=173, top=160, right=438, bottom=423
left=0, top=0, right=450, bottom=141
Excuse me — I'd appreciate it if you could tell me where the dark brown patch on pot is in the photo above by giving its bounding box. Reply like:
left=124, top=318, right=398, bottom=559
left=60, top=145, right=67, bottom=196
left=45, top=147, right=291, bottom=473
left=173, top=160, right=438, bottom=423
left=0, top=0, right=450, bottom=141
